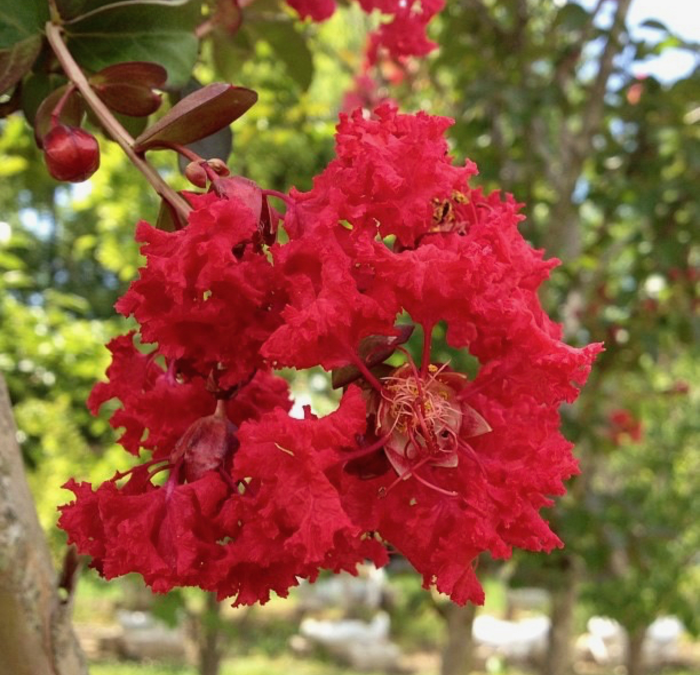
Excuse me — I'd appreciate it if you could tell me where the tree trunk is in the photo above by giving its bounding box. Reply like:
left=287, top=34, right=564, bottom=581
left=0, top=375, right=87, bottom=675
left=197, top=592, right=223, bottom=675
left=440, top=602, right=477, bottom=675
left=626, top=626, right=647, bottom=675
left=544, top=559, right=580, bottom=675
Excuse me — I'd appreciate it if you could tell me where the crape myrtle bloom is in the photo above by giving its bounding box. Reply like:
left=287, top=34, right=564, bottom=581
left=360, top=0, right=444, bottom=64
left=59, top=386, right=385, bottom=604
left=204, top=386, right=389, bottom=605
left=61, top=102, right=601, bottom=607
left=288, top=104, right=478, bottom=248
left=264, top=104, right=602, bottom=603
left=59, top=179, right=383, bottom=605
left=116, top=192, right=283, bottom=390
left=87, top=331, right=291, bottom=458
left=608, top=409, right=643, bottom=445
left=285, top=0, right=443, bottom=63
left=61, top=330, right=297, bottom=597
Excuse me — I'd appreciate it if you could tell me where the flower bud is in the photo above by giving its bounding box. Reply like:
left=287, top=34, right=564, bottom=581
left=207, top=158, right=230, bottom=177
left=184, top=161, right=208, bottom=188
left=171, top=410, right=239, bottom=483
left=43, top=124, right=100, bottom=183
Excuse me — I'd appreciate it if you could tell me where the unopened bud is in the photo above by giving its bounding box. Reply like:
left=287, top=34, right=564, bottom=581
left=171, top=410, right=238, bottom=483
left=207, top=158, right=230, bottom=177
left=184, top=161, right=208, bottom=188
left=43, top=124, right=100, bottom=183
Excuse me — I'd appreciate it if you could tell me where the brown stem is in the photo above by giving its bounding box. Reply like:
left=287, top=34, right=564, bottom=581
left=44, top=22, right=192, bottom=223
left=144, top=140, right=203, bottom=164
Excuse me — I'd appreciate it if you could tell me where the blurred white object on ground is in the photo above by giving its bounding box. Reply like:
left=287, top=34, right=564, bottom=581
left=584, top=615, right=684, bottom=665
left=115, top=609, right=187, bottom=661
left=472, top=614, right=550, bottom=660
left=299, top=611, right=401, bottom=671
left=297, top=564, right=388, bottom=613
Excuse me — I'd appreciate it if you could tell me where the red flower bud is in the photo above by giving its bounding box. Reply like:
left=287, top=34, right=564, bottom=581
left=184, top=161, right=208, bottom=188
left=43, top=124, right=100, bottom=183
left=170, top=408, right=239, bottom=483
left=206, top=158, right=230, bottom=177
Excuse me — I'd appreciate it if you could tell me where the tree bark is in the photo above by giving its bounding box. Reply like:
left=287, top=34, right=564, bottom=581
left=439, top=602, right=478, bottom=675
left=544, top=559, right=580, bottom=675
left=197, top=592, right=223, bottom=675
left=625, top=626, right=647, bottom=675
left=0, top=375, right=87, bottom=675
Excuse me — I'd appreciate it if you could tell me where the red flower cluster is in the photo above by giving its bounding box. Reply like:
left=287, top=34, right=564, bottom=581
left=608, top=409, right=643, bottom=445
left=60, top=104, right=602, bottom=606
left=286, top=0, right=443, bottom=63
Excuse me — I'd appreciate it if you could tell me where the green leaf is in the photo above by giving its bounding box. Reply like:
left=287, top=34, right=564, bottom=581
left=109, top=109, right=150, bottom=137
left=211, top=28, right=253, bottom=83
left=21, top=73, right=67, bottom=124
left=155, top=196, right=184, bottom=231
left=252, top=20, right=314, bottom=91
left=0, top=35, right=42, bottom=95
left=57, top=0, right=192, bottom=21
left=640, top=19, right=669, bottom=32
left=553, top=3, right=590, bottom=32
left=133, top=82, right=257, bottom=151
left=0, top=0, right=49, bottom=49
left=65, top=0, right=201, bottom=89
left=54, top=0, right=89, bottom=20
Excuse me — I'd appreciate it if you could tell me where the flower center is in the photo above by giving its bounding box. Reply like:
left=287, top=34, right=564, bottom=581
left=377, top=363, right=463, bottom=473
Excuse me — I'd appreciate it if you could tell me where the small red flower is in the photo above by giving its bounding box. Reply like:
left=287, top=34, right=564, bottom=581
left=282, top=0, right=443, bottom=62
left=375, top=362, right=491, bottom=481
left=116, top=194, right=283, bottom=389
left=608, top=409, right=643, bottom=445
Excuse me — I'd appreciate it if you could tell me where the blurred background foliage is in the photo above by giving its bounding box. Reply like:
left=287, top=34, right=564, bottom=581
left=0, top=0, right=698, bottom=674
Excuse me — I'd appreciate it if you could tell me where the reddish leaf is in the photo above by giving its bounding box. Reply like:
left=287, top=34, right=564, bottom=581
left=210, top=0, right=242, bottom=34
left=133, top=83, right=257, bottom=152
left=331, top=325, right=415, bottom=389
left=94, top=82, right=162, bottom=117
left=89, top=62, right=168, bottom=89
left=34, top=86, right=85, bottom=147
left=0, top=36, right=42, bottom=96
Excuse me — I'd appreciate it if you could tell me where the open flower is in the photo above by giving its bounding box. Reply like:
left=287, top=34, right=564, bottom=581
left=375, top=362, right=491, bottom=481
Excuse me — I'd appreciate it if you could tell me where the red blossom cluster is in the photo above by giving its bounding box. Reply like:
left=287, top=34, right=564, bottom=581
left=286, top=0, right=443, bottom=63
left=608, top=409, right=643, bottom=445
left=59, top=104, right=602, bottom=606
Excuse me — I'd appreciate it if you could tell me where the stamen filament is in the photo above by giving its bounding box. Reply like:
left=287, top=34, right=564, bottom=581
left=382, top=455, right=432, bottom=495
left=333, top=433, right=391, bottom=467
left=349, top=351, right=385, bottom=393
left=411, top=471, right=458, bottom=497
